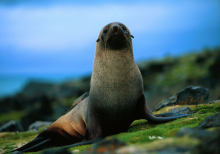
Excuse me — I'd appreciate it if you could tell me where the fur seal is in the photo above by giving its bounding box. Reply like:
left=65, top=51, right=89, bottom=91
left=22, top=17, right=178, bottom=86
left=13, top=22, right=190, bottom=152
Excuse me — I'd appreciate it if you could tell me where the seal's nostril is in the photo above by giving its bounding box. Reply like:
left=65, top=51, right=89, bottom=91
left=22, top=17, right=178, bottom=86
left=113, top=25, right=119, bottom=31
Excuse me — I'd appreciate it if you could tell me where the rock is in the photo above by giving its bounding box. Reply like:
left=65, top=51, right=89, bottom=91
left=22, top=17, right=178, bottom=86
left=177, top=127, right=220, bottom=154
left=28, top=121, right=53, bottom=131
left=83, top=138, right=126, bottom=154
left=176, top=128, right=213, bottom=140
left=155, top=106, right=193, bottom=117
left=0, top=121, right=23, bottom=132
left=153, top=86, right=209, bottom=111
left=209, top=100, right=220, bottom=104
left=197, top=112, right=220, bottom=129
left=170, top=106, right=193, bottom=114
left=192, top=128, right=220, bottom=154
left=176, top=112, right=220, bottom=153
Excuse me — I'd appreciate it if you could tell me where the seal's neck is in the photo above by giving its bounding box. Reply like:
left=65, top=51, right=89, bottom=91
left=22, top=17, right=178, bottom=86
left=93, top=48, right=135, bottom=73
left=91, top=47, right=139, bottom=89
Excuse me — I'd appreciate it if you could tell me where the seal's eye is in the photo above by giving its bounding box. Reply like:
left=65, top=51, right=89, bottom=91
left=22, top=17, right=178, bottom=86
left=103, top=29, right=108, bottom=33
left=122, top=27, right=126, bottom=31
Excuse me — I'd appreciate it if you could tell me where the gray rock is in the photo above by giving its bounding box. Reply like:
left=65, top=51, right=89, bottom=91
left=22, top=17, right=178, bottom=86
left=28, top=121, right=52, bottom=131
left=170, top=106, right=193, bottom=114
left=155, top=107, right=193, bottom=117
left=192, top=128, right=220, bottom=154
left=197, top=112, right=220, bottom=129
left=0, top=120, right=23, bottom=132
left=153, top=86, right=209, bottom=111
left=177, top=127, right=220, bottom=154
left=209, top=100, right=220, bottom=104
left=176, top=113, right=220, bottom=154
left=176, top=128, right=213, bottom=140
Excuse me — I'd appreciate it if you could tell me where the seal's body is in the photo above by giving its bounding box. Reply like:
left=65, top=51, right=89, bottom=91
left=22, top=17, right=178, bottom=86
left=13, top=22, right=190, bottom=152
left=88, top=23, right=143, bottom=138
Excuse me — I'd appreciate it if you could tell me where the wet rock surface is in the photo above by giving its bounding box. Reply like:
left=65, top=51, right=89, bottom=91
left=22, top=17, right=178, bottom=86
left=153, top=86, right=209, bottom=111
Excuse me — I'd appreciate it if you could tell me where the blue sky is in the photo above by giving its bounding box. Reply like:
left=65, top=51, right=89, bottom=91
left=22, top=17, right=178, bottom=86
left=0, top=0, right=220, bottom=96
left=0, top=0, right=219, bottom=75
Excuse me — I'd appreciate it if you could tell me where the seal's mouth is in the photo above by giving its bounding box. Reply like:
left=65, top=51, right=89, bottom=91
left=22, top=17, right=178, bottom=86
left=106, top=34, right=127, bottom=50
left=102, top=23, right=132, bottom=50
left=108, top=34, right=123, bottom=39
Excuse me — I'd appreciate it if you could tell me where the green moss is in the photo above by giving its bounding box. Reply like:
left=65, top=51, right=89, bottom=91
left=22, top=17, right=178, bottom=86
left=2, top=143, right=17, bottom=154
left=0, top=131, right=37, bottom=154
left=37, top=126, right=48, bottom=134
left=1, top=101, right=219, bottom=153
left=152, top=48, right=220, bottom=86
left=192, top=103, right=220, bottom=113
left=113, top=103, right=220, bottom=145
left=155, top=61, right=208, bottom=86
left=0, top=131, right=36, bottom=140
left=213, top=102, right=220, bottom=110
left=128, top=119, right=155, bottom=132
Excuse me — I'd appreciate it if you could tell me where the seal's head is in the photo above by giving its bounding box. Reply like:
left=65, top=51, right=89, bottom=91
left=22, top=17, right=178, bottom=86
left=96, top=22, right=134, bottom=51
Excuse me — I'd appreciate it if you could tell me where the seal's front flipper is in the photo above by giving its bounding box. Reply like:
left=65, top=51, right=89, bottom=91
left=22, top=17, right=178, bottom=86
left=12, top=136, right=52, bottom=152
left=59, top=137, right=102, bottom=150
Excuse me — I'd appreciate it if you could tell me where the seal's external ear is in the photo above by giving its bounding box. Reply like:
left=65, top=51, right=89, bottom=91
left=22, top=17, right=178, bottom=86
left=96, top=38, right=100, bottom=42
left=131, top=35, right=134, bottom=38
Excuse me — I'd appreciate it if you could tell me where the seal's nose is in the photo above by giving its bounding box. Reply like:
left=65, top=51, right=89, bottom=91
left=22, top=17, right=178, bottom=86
left=113, top=25, right=119, bottom=32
